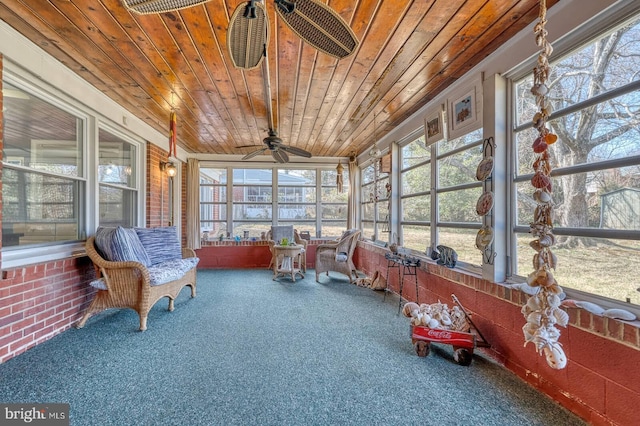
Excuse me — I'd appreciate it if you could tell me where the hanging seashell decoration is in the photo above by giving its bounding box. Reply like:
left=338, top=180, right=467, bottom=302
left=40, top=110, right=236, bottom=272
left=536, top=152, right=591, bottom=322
left=521, top=0, right=568, bottom=370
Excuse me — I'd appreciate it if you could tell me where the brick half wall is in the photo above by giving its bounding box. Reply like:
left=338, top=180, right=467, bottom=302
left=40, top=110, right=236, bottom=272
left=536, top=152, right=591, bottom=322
left=354, top=241, right=640, bottom=426
left=0, top=257, right=95, bottom=363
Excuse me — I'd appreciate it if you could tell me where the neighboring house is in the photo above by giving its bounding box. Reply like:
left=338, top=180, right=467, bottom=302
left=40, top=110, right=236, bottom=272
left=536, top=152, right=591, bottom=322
left=600, top=187, right=640, bottom=229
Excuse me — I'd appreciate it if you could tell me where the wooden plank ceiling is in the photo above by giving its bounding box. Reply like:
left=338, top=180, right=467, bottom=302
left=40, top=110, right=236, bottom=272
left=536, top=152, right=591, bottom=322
left=0, top=0, right=557, bottom=160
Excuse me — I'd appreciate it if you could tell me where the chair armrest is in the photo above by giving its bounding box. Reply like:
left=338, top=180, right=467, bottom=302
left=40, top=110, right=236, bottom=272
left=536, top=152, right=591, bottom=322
left=182, top=247, right=197, bottom=259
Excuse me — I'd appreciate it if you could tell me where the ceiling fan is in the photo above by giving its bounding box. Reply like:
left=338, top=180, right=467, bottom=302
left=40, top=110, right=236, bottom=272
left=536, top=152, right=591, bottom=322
left=230, top=0, right=353, bottom=162
left=239, top=129, right=312, bottom=163
left=228, top=0, right=359, bottom=69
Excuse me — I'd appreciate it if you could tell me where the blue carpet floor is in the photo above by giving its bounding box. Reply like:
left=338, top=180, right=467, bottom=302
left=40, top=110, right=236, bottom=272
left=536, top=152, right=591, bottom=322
left=0, top=269, right=585, bottom=425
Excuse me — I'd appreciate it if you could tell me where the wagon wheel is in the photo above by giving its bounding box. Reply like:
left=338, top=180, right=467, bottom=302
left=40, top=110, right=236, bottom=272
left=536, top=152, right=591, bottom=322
left=453, top=347, right=473, bottom=366
left=415, top=341, right=430, bottom=357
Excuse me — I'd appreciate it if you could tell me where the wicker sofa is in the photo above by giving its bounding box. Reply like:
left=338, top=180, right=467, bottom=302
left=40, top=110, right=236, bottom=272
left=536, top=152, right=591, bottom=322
left=77, top=226, right=198, bottom=331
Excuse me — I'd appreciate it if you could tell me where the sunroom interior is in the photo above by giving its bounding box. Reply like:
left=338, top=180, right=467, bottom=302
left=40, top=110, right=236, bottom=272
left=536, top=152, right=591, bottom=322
left=1, top=0, right=639, bottom=424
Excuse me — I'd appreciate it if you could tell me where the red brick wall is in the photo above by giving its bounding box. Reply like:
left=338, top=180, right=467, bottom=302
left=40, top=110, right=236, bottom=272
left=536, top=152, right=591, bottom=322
left=146, top=143, right=171, bottom=228
left=0, top=258, right=95, bottom=363
left=354, top=241, right=640, bottom=426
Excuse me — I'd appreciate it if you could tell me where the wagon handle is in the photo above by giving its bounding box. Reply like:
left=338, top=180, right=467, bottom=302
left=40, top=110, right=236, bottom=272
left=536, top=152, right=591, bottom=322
left=451, top=294, right=490, bottom=348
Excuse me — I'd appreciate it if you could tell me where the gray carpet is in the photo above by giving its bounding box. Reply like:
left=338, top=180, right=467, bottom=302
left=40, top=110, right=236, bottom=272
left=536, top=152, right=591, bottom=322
left=0, top=269, right=585, bottom=426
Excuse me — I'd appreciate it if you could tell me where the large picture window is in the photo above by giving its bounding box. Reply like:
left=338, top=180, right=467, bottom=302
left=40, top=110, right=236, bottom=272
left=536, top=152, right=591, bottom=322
left=2, top=82, right=85, bottom=247
left=512, top=16, right=640, bottom=305
left=2, top=74, right=144, bottom=267
left=199, top=166, right=348, bottom=239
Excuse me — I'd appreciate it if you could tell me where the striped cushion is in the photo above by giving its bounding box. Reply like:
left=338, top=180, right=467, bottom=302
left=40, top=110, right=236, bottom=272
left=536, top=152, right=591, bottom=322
left=135, top=226, right=182, bottom=266
left=94, top=226, right=151, bottom=266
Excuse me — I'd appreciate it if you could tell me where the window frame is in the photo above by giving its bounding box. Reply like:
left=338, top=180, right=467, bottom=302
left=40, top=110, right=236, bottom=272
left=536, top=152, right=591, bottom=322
left=1, top=66, right=146, bottom=269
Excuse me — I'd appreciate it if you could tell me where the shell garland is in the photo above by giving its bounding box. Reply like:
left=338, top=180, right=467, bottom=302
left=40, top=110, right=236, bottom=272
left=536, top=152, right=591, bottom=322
left=521, top=0, right=568, bottom=370
left=402, top=301, right=470, bottom=333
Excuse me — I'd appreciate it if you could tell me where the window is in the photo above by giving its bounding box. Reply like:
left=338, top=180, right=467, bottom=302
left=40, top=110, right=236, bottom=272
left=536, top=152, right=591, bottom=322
left=436, top=128, right=484, bottom=265
left=232, top=168, right=273, bottom=236
left=199, top=166, right=349, bottom=239
left=200, top=168, right=227, bottom=237
left=320, top=168, right=349, bottom=238
left=2, top=82, right=85, bottom=247
left=98, top=128, right=138, bottom=227
left=277, top=169, right=316, bottom=232
left=512, top=16, right=640, bottom=305
left=360, top=161, right=388, bottom=241
left=400, top=135, right=431, bottom=252
left=2, top=73, right=145, bottom=267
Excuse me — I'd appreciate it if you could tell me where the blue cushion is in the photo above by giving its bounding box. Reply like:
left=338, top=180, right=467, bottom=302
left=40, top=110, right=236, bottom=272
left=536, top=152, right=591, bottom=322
left=135, top=226, right=182, bottom=266
left=148, top=258, right=199, bottom=286
left=94, top=226, right=151, bottom=266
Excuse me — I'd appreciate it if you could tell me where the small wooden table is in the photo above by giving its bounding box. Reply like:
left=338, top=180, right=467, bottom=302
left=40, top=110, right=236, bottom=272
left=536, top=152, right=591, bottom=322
left=273, top=244, right=304, bottom=282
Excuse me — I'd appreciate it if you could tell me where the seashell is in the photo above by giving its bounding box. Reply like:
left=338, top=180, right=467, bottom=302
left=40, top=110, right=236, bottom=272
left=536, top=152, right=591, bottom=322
left=511, top=282, right=541, bottom=295
left=531, top=171, right=551, bottom=189
left=402, top=302, right=420, bottom=318
left=526, top=295, right=543, bottom=311
left=527, top=312, right=543, bottom=326
left=553, top=309, right=569, bottom=327
left=561, top=299, right=579, bottom=309
left=411, top=316, right=421, bottom=326
left=532, top=136, right=548, bottom=153
left=544, top=133, right=558, bottom=144
left=440, top=315, right=452, bottom=327
left=602, top=309, right=637, bottom=321
left=533, top=189, right=552, bottom=204
left=522, top=323, right=536, bottom=341
left=548, top=283, right=563, bottom=295
left=529, top=240, right=543, bottom=252
left=539, top=234, right=555, bottom=247
left=421, top=313, right=432, bottom=325
left=427, top=318, right=440, bottom=329
left=531, top=83, right=549, bottom=97
left=543, top=342, right=567, bottom=369
left=575, top=301, right=605, bottom=315
left=546, top=294, right=561, bottom=309
left=526, top=270, right=540, bottom=287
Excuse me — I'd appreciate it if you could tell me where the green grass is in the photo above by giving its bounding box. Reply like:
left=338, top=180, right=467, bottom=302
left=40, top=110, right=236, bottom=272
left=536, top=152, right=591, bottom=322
left=398, top=225, right=640, bottom=306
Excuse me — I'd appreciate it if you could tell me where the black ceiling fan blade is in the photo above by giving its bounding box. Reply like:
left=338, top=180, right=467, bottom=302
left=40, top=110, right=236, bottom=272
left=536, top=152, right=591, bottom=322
left=236, top=144, right=264, bottom=149
left=279, top=144, right=312, bottom=158
left=274, top=0, right=359, bottom=59
left=272, top=149, right=289, bottom=163
left=228, top=1, right=268, bottom=70
left=242, top=147, right=268, bottom=160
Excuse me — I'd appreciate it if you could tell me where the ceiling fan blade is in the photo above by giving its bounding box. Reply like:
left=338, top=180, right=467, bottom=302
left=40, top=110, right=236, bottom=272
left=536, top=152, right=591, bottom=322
left=123, top=0, right=211, bottom=14
left=228, top=1, right=268, bottom=70
left=242, top=147, right=268, bottom=160
left=279, top=144, right=312, bottom=158
left=236, top=144, right=264, bottom=149
left=275, top=0, right=359, bottom=59
left=272, top=149, right=289, bottom=163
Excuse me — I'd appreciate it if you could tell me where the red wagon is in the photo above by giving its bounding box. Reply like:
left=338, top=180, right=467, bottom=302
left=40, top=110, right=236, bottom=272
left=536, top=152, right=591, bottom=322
left=410, top=294, right=489, bottom=366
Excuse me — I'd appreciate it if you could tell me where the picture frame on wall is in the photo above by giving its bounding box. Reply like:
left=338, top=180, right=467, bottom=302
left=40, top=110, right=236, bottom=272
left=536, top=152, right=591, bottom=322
left=424, top=106, right=444, bottom=146
left=447, top=80, right=482, bottom=140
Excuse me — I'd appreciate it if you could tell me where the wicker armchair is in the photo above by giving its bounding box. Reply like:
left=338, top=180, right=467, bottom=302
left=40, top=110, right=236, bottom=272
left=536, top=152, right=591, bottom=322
left=267, top=226, right=308, bottom=272
left=315, top=229, right=361, bottom=283
left=77, top=236, right=197, bottom=331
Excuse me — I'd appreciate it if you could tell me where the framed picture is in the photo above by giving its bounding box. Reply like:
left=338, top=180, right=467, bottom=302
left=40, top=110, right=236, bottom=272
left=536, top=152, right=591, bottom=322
left=447, top=80, right=482, bottom=140
left=424, top=106, right=444, bottom=145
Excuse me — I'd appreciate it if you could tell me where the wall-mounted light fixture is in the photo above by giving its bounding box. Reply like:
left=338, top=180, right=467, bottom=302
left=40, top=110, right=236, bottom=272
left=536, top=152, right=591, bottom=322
left=160, top=161, right=177, bottom=177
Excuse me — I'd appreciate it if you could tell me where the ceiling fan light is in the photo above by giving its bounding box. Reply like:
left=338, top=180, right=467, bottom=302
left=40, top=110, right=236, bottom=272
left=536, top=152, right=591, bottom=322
left=122, top=0, right=212, bottom=14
